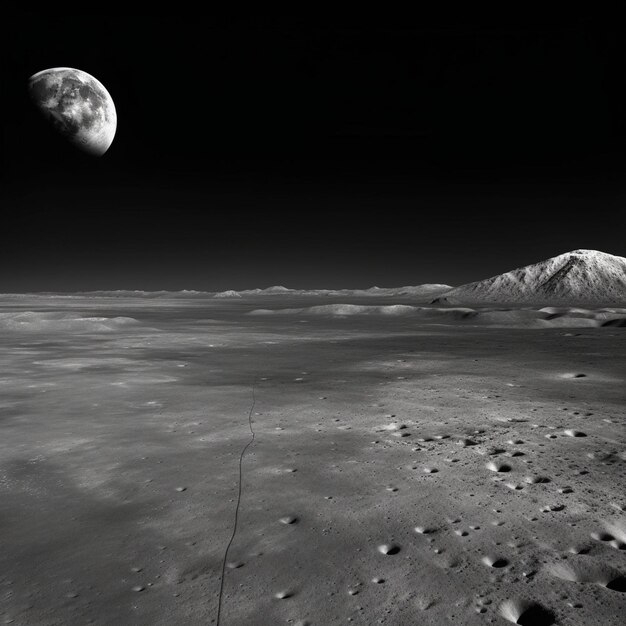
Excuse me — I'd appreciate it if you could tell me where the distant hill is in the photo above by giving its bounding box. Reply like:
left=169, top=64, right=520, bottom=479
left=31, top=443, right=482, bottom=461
left=434, top=250, right=626, bottom=305
left=213, top=284, right=453, bottom=298
left=2, top=285, right=453, bottom=299
left=213, top=290, right=242, bottom=298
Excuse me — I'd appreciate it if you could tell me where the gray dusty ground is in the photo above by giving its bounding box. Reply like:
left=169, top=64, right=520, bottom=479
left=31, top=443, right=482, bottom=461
left=1, top=296, right=625, bottom=625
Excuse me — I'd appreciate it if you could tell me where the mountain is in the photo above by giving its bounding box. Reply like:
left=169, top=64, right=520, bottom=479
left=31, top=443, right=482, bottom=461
left=212, top=285, right=453, bottom=298
left=213, top=290, right=243, bottom=298
left=434, top=250, right=626, bottom=305
left=2, top=285, right=453, bottom=299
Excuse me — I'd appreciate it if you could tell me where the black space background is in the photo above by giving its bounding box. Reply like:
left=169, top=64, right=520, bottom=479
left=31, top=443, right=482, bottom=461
left=2, top=12, right=626, bottom=291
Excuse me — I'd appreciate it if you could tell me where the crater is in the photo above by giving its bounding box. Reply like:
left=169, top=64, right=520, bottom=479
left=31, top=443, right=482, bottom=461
left=564, top=429, right=587, bottom=437
left=487, top=461, right=512, bottom=472
left=499, top=599, right=555, bottom=626
left=482, top=555, right=510, bottom=568
left=605, top=576, right=626, bottom=592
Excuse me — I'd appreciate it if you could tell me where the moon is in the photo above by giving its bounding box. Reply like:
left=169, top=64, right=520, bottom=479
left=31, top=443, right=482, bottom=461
left=28, top=67, right=117, bottom=156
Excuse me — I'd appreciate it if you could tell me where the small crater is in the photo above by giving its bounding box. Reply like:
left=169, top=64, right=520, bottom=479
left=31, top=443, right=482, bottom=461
left=547, top=559, right=626, bottom=594
left=489, top=448, right=507, bottom=455
left=458, top=438, right=478, bottom=447
left=482, top=556, right=510, bottom=568
left=564, top=429, right=587, bottom=437
left=591, top=532, right=615, bottom=542
left=378, top=543, right=401, bottom=555
left=379, top=423, right=407, bottom=432
left=540, top=504, right=565, bottom=512
left=487, top=462, right=512, bottom=472
left=499, top=599, right=555, bottom=625
left=525, top=475, right=551, bottom=484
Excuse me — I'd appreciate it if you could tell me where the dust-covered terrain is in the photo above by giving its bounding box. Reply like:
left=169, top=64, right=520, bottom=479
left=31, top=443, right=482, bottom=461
left=1, top=294, right=625, bottom=625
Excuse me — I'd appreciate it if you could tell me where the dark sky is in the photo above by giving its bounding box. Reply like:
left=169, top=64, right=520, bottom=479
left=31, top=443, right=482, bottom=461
left=2, top=13, right=626, bottom=291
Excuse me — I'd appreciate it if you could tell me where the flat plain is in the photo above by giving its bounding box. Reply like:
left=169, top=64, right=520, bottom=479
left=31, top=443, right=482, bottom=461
left=1, top=295, right=625, bottom=625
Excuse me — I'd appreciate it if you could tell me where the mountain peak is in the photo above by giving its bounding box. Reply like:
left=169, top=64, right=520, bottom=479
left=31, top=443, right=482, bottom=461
left=570, top=248, right=600, bottom=254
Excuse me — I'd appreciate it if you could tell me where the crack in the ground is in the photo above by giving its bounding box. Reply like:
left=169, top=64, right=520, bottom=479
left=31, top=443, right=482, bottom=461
left=216, top=382, right=256, bottom=625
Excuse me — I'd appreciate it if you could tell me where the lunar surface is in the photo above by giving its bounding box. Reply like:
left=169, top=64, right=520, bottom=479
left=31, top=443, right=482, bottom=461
left=28, top=67, right=116, bottom=156
left=0, top=292, right=625, bottom=625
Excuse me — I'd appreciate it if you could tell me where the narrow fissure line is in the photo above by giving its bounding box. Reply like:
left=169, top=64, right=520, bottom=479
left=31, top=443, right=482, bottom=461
left=216, top=382, right=256, bottom=625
